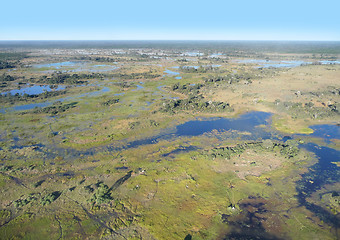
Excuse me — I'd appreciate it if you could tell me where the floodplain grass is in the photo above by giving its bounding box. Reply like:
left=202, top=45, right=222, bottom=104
left=0, top=45, right=339, bottom=239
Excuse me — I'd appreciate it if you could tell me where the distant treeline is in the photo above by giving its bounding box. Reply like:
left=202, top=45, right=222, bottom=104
left=38, top=72, right=100, bottom=84
left=111, top=72, right=161, bottom=80
left=170, top=83, right=202, bottom=95
left=161, top=95, right=233, bottom=114
left=0, top=74, right=16, bottom=88
left=38, top=71, right=161, bottom=83
left=0, top=74, right=15, bottom=82
left=75, top=56, right=120, bottom=62
left=0, top=60, right=16, bottom=69
left=0, top=89, right=67, bottom=105
left=204, top=73, right=253, bottom=84
left=1, top=71, right=161, bottom=90
left=0, top=52, right=28, bottom=69
left=1, top=41, right=340, bottom=54
left=74, top=55, right=153, bottom=62
left=32, top=101, right=77, bottom=115
left=179, top=66, right=220, bottom=73
left=0, top=52, right=28, bottom=60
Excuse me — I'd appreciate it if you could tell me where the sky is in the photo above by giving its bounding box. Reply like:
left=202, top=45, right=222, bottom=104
left=1, top=0, right=340, bottom=41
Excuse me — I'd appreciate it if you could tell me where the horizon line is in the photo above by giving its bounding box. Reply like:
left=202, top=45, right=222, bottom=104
left=1, top=39, right=340, bottom=42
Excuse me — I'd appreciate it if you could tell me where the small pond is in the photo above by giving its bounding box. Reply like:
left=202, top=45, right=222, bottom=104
left=236, top=59, right=340, bottom=68
left=1, top=84, right=65, bottom=96
left=181, top=52, right=204, bottom=57
left=123, top=111, right=273, bottom=149
left=209, top=53, right=224, bottom=58
left=164, top=69, right=182, bottom=79
left=236, top=59, right=309, bottom=68
left=164, top=69, right=180, bottom=76
left=31, top=61, right=118, bottom=73
left=0, top=87, right=110, bottom=113
left=132, top=85, right=144, bottom=91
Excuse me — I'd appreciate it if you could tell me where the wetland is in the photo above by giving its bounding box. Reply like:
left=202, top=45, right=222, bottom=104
left=0, top=41, right=339, bottom=240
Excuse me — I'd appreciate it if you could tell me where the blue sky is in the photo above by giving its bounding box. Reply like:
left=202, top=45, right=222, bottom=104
left=1, top=0, right=340, bottom=40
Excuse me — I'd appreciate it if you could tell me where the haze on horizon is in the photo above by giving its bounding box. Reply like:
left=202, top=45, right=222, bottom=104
left=1, top=0, right=340, bottom=41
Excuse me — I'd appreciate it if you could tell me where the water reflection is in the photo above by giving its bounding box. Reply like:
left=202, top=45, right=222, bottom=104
left=1, top=84, right=65, bottom=96
left=32, top=61, right=118, bottom=73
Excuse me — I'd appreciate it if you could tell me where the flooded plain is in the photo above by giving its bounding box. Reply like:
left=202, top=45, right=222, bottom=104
left=1, top=42, right=339, bottom=240
left=31, top=61, right=119, bottom=73
left=236, top=59, right=340, bottom=68
left=1, top=84, right=65, bottom=96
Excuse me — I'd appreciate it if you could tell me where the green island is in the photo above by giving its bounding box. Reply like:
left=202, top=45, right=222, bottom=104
left=0, top=41, right=339, bottom=239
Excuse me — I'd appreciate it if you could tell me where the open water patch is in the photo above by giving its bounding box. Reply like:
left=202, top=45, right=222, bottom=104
left=175, top=111, right=272, bottom=139
left=236, top=59, right=309, bottom=68
left=31, top=61, right=118, bottom=73
left=164, top=69, right=180, bottom=76
left=236, top=59, right=340, bottom=68
left=119, top=111, right=273, bottom=150
left=296, top=143, right=340, bottom=227
left=1, top=84, right=65, bottom=96
left=1, top=86, right=110, bottom=113
left=309, top=124, right=340, bottom=142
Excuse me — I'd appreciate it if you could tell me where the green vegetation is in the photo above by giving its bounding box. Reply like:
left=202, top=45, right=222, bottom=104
left=41, top=191, right=62, bottom=205
left=205, top=139, right=300, bottom=160
left=111, top=72, right=161, bottom=80
left=38, top=72, right=97, bottom=84
left=0, top=43, right=339, bottom=240
left=161, top=96, right=233, bottom=114
left=178, top=65, right=220, bottom=73
left=0, top=90, right=67, bottom=104
left=0, top=52, right=28, bottom=69
left=0, top=74, right=15, bottom=82
left=31, top=101, right=77, bottom=115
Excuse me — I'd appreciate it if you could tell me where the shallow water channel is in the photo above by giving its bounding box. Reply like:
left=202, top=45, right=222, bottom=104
left=0, top=86, right=109, bottom=113
left=32, top=61, right=118, bottom=73
left=1, top=84, right=66, bottom=96
left=236, top=59, right=340, bottom=68
left=5, top=107, right=340, bottom=229
left=115, top=111, right=339, bottom=229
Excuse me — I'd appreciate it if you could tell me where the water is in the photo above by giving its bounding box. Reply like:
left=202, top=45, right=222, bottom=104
left=109, top=111, right=339, bottom=230
left=178, top=65, right=221, bottom=69
left=114, top=92, right=125, bottom=96
left=133, top=85, right=144, bottom=91
left=164, top=65, right=220, bottom=80
left=1, top=84, right=65, bottom=96
left=165, top=66, right=221, bottom=80
left=175, top=111, right=272, bottom=139
left=123, top=111, right=273, bottom=149
left=162, top=146, right=198, bottom=157
left=167, top=112, right=339, bottom=230
left=3, top=87, right=338, bottom=236
left=309, top=124, right=340, bottom=142
left=4, top=104, right=338, bottom=231
left=78, top=87, right=110, bottom=97
left=33, top=61, right=78, bottom=68
left=1, top=87, right=110, bottom=113
left=32, top=61, right=118, bottom=73
left=157, top=85, right=166, bottom=91
left=237, top=59, right=309, bottom=68
left=236, top=59, right=340, bottom=68
left=296, top=143, right=340, bottom=227
left=164, top=69, right=182, bottom=80
left=164, top=69, right=180, bottom=75
left=209, top=53, right=223, bottom=58
left=319, top=60, right=340, bottom=64
left=181, top=52, right=204, bottom=57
